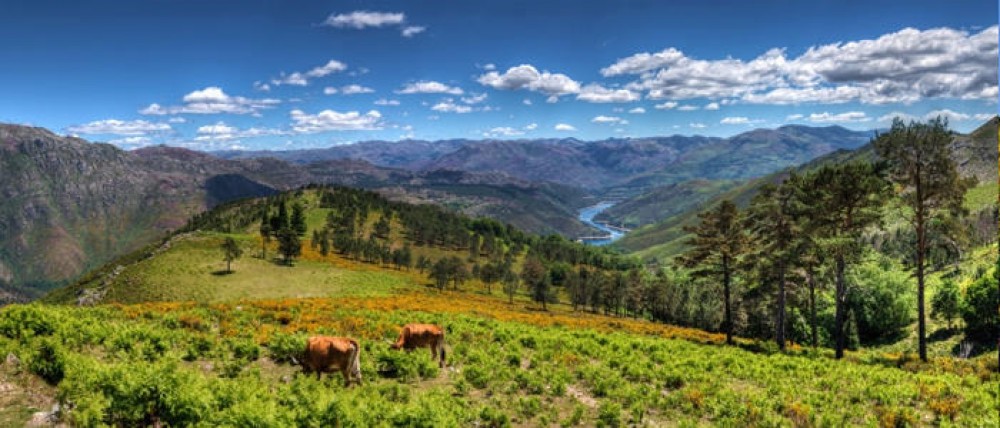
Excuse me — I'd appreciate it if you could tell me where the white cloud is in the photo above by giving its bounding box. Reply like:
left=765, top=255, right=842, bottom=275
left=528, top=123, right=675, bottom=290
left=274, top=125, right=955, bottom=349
left=431, top=100, right=473, bottom=114
left=807, top=111, right=870, bottom=123
left=193, top=122, right=288, bottom=141
left=461, top=93, right=488, bottom=104
left=271, top=60, right=347, bottom=87
left=374, top=98, right=401, bottom=106
left=323, top=11, right=405, bottom=29
left=477, top=64, right=581, bottom=98
left=397, top=81, right=464, bottom=95
left=974, top=113, right=996, bottom=121
left=677, top=105, right=699, bottom=111
left=877, top=111, right=918, bottom=123
left=786, top=114, right=805, bottom=121
left=704, top=102, right=720, bottom=110
left=323, top=87, right=338, bottom=95
left=689, top=123, right=707, bottom=129
left=167, top=117, right=186, bottom=123
left=483, top=126, right=524, bottom=138
left=592, top=115, right=628, bottom=125
left=401, top=26, right=426, bottom=37
left=922, top=109, right=970, bottom=122
left=523, top=98, right=533, bottom=105
left=654, top=101, right=678, bottom=110
left=66, top=119, right=172, bottom=135
left=720, top=116, right=762, bottom=125
left=253, top=81, right=271, bottom=92
left=140, top=87, right=280, bottom=115
left=524, top=123, right=538, bottom=130
left=628, top=107, right=646, bottom=114
left=576, top=84, right=640, bottom=103
left=340, top=84, right=375, bottom=95
left=554, top=123, right=576, bottom=131
left=482, top=63, right=496, bottom=71
left=602, top=26, right=998, bottom=105
left=290, top=109, right=383, bottom=133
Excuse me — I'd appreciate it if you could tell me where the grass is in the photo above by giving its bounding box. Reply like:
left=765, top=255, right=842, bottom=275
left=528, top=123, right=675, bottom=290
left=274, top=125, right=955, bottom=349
left=964, top=182, right=999, bottom=211
left=0, top=297, right=996, bottom=426
left=96, top=232, right=414, bottom=303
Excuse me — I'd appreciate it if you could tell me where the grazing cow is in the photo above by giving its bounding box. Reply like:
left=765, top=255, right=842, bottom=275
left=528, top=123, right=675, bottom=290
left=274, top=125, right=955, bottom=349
left=296, top=336, right=362, bottom=386
left=390, top=323, right=446, bottom=368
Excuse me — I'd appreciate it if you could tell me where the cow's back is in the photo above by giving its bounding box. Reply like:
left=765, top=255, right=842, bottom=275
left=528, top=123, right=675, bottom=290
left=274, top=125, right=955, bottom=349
left=304, top=336, right=354, bottom=371
left=402, top=324, right=444, bottom=348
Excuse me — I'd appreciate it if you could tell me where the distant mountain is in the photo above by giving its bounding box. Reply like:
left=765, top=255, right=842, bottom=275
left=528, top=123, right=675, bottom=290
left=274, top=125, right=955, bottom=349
left=214, top=139, right=472, bottom=170
left=216, top=126, right=873, bottom=194
left=0, top=125, right=592, bottom=301
left=614, top=117, right=999, bottom=262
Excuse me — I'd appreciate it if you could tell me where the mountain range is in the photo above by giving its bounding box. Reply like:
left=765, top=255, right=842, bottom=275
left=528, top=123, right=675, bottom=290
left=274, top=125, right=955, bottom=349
left=0, top=122, right=946, bottom=301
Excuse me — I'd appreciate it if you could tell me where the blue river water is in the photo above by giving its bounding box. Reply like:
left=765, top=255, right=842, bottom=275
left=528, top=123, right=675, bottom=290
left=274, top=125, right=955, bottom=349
left=577, top=202, right=624, bottom=246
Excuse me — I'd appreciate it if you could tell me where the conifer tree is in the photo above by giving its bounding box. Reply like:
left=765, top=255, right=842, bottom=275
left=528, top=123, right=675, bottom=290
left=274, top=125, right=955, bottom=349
left=221, top=237, right=243, bottom=273
left=873, top=117, right=974, bottom=361
left=678, top=200, right=748, bottom=345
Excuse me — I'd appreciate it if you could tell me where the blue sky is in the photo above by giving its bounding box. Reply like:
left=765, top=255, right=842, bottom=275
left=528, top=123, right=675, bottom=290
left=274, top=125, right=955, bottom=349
left=0, top=0, right=996, bottom=150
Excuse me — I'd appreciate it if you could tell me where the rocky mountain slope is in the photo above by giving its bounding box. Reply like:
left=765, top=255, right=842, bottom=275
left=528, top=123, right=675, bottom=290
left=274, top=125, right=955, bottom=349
left=0, top=125, right=591, bottom=301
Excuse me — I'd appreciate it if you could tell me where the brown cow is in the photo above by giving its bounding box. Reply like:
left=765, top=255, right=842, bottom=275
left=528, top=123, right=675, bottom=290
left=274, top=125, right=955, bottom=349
left=390, top=323, right=447, bottom=368
left=296, top=336, right=362, bottom=386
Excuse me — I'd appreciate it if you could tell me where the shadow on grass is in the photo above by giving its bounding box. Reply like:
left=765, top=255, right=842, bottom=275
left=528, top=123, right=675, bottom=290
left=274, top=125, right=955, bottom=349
left=928, top=327, right=960, bottom=343
left=211, top=270, right=234, bottom=276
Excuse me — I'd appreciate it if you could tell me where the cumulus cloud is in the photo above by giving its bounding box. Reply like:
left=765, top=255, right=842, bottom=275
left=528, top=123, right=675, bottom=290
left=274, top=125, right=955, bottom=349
left=704, top=102, right=720, bottom=110
left=270, top=60, right=347, bottom=87
left=340, top=84, right=375, bottom=95
left=66, top=119, right=172, bottom=135
left=482, top=126, right=524, bottom=138
left=592, top=115, right=628, bottom=125
left=654, top=101, right=678, bottom=110
left=397, top=81, right=464, bottom=95
left=878, top=109, right=983, bottom=123
left=401, top=26, right=426, bottom=37
left=720, top=116, right=762, bottom=125
left=524, top=123, right=538, bottom=130
left=140, top=87, right=280, bottom=116
left=601, top=26, right=998, bottom=105
left=786, top=114, right=805, bottom=121
left=922, top=109, right=970, bottom=122
left=194, top=121, right=288, bottom=141
left=477, top=64, right=581, bottom=99
left=806, top=111, right=870, bottom=123
left=689, top=123, right=707, bottom=129
left=323, top=11, right=405, bottom=28
left=628, top=107, right=646, bottom=114
left=107, top=136, right=154, bottom=148
left=677, top=105, right=699, bottom=111
left=289, top=109, right=383, bottom=133
left=554, top=123, right=576, bottom=131
left=576, top=84, right=640, bottom=103
left=461, top=93, right=488, bottom=104
left=431, top=100, right=473, bottom=114
left=374, top=98, right=401, bottom=106
left=974, top=113, right=997, bottom=121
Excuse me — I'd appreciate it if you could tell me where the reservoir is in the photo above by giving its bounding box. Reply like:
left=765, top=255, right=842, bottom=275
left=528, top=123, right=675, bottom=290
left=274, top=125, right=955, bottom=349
left=578, top=202, right=625, bottom=246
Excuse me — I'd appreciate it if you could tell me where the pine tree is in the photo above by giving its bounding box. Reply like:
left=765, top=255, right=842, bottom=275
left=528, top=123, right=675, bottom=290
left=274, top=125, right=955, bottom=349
left=221, top=237, right=243, bottom=273
left=873, top=117, right=974, bottom=361
left=276, top=228, right=301, bottom=266
left=678, top=200, right=748, bottom=345
left=290, top=202, right=307, bottom=237
left=744, top=176, right=804, bottom=350
left=521, top=257, right=550, bottom=310
left=259, top=222, right=272, bottom=261
left=798, top=162, right=888, bottom=358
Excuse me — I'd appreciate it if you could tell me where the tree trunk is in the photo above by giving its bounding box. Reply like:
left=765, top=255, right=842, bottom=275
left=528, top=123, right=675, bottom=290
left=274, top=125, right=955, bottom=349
left=776, top=261, right=786, bottom=351
left=723, top=256, right=733, bottom=345
left=808, top=268, right=818, bottom=349
left=835, top=255, right=846, bottom=359
left=917, top=221, right=928, bottom=362
left=227, top=259, right=232, bottom=273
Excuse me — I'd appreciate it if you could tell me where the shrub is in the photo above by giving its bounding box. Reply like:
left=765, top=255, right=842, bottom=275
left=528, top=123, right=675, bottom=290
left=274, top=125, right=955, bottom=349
left=847, top=257, right=914, bottom=344
left=962, top=271, right=998, bottom=341
left=266, top=332, right=306, bottom=363
left=29, top=338, right=65, bottom=384
left=596, top=401, right=622, bottom=427
left=0, top=305, right=56, bottom=340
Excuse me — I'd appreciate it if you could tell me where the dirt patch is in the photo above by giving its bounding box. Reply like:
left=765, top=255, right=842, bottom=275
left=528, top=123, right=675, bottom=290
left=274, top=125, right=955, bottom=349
left=565, top=384, right=597, bottom=408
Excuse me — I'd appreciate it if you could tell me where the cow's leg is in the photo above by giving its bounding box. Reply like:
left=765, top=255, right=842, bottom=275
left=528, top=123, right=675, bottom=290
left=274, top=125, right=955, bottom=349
left=341, top=368, right=350, bottom=387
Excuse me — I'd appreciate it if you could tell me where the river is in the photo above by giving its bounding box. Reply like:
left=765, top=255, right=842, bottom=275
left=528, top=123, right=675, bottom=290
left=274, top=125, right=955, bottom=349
left=577, top=202, right=624, bottom=246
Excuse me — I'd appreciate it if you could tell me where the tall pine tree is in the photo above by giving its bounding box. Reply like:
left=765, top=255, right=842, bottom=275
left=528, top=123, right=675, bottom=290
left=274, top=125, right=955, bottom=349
left=678, top=200, right=748, bottom=345
left=873, top=117, right=973, bottom=361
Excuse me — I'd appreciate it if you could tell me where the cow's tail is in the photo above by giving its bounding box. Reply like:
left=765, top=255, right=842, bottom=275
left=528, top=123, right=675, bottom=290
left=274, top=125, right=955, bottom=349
left=349, top=339, right=362, bottom=383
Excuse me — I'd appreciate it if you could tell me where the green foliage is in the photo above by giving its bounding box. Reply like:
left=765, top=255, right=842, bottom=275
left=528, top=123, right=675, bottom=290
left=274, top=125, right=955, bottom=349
left=962, top=269, right=999, bottom=341
left=931, top=279, right=962, bottom=329
left=846, top=256, right=915, bottom=344
left=266, top=331, right=307, bottom=363
left=0, top=304, right=56, bottom=340
left=276, top=227, right=302, bottom=265
left=221, top=236, right=243, bottom=272
left=28, top=337, right=65, bottom=384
